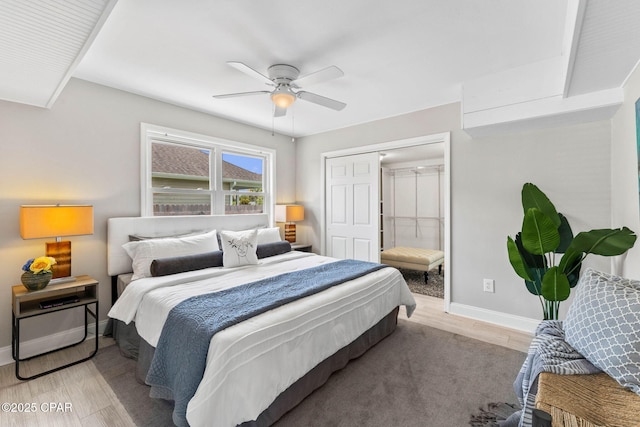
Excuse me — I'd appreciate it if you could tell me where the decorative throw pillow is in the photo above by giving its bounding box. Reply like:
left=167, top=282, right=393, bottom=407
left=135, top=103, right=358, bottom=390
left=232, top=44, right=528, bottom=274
left=150, top=251, right=224, bottom=277
left=563, top=268, right=640, bottom=395
left=257, top=227, right=282, bottom=244
left=122, top=229, right=219, bottom=280
left=128, top=230, right=205, bottom=241
left=219, top=229, right=259, bottom=267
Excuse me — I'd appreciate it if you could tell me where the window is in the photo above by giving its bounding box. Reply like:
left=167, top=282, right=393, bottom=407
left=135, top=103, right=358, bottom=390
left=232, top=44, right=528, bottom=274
left=222, top=152, right=265, bottom=215
left=141, top=124, right=274, bottom=217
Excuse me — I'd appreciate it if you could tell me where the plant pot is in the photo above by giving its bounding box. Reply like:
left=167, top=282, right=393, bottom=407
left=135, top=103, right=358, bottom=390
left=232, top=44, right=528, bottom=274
left=21, top=271, right=52, bottom=291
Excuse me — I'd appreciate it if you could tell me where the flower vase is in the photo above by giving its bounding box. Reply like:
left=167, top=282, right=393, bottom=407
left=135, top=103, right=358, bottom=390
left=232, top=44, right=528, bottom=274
left=21, top=271, right=53, bottom=291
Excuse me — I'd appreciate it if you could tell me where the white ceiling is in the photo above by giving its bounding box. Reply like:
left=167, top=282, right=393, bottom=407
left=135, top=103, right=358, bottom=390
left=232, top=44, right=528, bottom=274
left=380, top=143, right=445, bottom=166
left=2, top=0, right=640, bottom=138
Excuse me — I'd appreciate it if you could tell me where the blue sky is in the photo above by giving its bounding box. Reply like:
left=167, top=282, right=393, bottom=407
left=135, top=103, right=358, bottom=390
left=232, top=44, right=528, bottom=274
left=223, top=153, right=263, bottom=174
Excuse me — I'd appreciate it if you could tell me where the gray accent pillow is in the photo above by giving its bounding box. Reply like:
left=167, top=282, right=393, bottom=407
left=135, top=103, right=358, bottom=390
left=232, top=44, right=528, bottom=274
left=256, top=241, right=291, bottom=259
left=150, top=251, right=224, bottom=277
left=563, top=268, right=640, bottom=395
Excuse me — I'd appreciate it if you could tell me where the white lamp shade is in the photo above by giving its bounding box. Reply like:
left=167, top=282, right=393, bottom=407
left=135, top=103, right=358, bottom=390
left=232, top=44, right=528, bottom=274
left=271, top=87, right=296, bottom=108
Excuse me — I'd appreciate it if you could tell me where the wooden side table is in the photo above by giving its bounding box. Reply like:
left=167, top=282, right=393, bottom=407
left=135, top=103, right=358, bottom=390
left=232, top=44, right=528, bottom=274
left=11, top=275, right=99, bottom=380
left=291, top=243, right=312, bottom=252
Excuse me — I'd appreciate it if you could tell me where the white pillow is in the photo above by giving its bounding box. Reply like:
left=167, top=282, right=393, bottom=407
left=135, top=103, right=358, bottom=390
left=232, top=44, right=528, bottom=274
left=122, top=229, right=219, bottom=280
left=219, top=229, right=259, bottom=267
left=257, top=227, right=282, bottom=244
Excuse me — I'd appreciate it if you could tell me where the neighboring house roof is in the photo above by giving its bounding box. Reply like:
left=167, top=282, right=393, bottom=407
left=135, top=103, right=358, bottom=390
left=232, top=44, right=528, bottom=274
left=222, top=161, right=261, bottom=182
left=152, top=143, right=209, bottom=176
left=152, top=143, right=261, bottom=182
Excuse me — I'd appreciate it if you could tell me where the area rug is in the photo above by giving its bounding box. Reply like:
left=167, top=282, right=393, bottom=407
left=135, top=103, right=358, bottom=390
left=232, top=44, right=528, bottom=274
left=469, top=402, right=521, bottom=426
left=93, top=319, right=525, bottom=427
left=399, top=267, right=444, bottom=298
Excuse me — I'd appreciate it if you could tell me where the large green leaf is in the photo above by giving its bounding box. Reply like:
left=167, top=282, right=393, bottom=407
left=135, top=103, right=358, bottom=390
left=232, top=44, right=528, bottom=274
left=521, top=208, right=561, bottom=255
left=521, top=183, right=561, bottom=228
left=570, top=227, right=637, bottom=256
left=556, top=213, right=574, bottom=253
left=558, top=246, right=583, bottom=288
left=525, top=280, right=541, bottom=296
left=541, top=267, right=571, bottom=301
left=507, top=237, right=532, bottom=281
left=525, top=267, right=545, bottom=296
left=515, top=233, right=544, bottom=268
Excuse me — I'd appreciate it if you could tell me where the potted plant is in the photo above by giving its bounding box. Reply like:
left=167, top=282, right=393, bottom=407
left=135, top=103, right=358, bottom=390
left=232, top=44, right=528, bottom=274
left=21, top=256, right=56, bottom=291
left=506, top=183, right=636, bottom=320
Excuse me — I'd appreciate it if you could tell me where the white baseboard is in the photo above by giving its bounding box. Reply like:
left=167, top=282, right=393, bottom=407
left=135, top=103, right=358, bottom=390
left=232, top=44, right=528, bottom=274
left=0, top=320, right=109, bottom=367
left=448, top=302, right=540, bottom=334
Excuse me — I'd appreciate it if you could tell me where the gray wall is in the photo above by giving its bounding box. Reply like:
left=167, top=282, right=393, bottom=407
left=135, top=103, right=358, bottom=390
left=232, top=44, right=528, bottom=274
left=296, top=102, right=612, bottom=323
left=612, top=63, right=640, bottom=279
left=2, top=74, right=631, bottom=349
left=0, top=78, right=295, bottom=347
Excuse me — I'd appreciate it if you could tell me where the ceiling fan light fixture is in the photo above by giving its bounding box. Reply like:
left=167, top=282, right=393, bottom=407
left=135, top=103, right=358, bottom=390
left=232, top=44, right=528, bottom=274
left=271, top=86, right=296, bottom=108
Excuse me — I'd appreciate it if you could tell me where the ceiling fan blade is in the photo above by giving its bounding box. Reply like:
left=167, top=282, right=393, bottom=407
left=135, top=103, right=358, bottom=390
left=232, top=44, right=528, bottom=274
left=274, top=106, right=287, bottom=118
left=227, top=62, right=273, bottom=86
left=213, top=90, right=270, bottom=99
left=297, top=91, right=346, bottom=111
left=292, top=66, right=343, bottom=88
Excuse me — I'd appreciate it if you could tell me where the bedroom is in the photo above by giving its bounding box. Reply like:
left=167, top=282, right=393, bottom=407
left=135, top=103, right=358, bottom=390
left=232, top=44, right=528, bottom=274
left=1, top=0, right=640, bottom=426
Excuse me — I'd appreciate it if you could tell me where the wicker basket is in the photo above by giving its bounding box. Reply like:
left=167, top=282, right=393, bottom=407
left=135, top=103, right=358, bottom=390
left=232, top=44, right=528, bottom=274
left=535, top=372, right=640, bottom=427
left=20, top=271, right=52, bottom=291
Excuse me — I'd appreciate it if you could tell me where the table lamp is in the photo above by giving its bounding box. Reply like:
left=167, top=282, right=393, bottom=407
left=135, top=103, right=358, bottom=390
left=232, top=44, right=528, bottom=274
left=275, top=204, right=304, bottom=243
left=20, top=205, right=94, bottom=283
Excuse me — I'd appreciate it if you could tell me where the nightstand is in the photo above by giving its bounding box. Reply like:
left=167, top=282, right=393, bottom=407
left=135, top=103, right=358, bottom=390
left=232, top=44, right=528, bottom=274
left=291, top=243, right=312, bottom=252
left=11, top=275, right=99, bottom=380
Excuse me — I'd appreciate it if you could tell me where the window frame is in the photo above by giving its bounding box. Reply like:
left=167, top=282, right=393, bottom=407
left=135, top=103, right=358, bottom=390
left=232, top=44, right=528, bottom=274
left=220, top=150, right=267, bottom=214
left=141, top=123, right=275, bottom=219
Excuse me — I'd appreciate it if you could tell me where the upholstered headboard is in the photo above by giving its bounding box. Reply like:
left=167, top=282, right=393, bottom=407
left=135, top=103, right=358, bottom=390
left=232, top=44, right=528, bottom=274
left=107, top=214, right=270, bottom=276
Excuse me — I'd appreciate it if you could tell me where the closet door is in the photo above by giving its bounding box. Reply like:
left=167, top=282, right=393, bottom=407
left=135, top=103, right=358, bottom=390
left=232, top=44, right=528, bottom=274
left=325, top=152, right=380, bottom=262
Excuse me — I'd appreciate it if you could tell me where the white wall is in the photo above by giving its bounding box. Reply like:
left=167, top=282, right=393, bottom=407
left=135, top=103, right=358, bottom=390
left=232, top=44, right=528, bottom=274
left=0, top=78, right=295, bottom=349
left=611, top=64, right=640, bottom=279
left=382, top=161, right=444, bottom=251
left=296, top=102, right=613, bottom=327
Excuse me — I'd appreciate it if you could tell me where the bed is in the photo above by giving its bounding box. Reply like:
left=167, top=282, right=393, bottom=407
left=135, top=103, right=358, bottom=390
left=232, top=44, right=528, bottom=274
left=380, top=246, right=444, bottom=282
left=106, top=214, right=416, bottom=427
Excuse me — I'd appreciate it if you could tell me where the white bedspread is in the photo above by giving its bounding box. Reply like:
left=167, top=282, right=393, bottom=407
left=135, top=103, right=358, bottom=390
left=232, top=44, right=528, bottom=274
left=108, top=251, right=416, bottom=427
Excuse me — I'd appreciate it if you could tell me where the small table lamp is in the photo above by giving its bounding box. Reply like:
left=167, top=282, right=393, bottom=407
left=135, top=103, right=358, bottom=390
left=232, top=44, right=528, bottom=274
left=20, top=205, right=94, bottom=283
left=275, top=204, right=304, bottom=243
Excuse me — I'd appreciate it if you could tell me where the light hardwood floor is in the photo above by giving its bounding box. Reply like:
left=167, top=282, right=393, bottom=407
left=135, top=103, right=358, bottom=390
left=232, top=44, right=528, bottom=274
left=400, top=293, right=533, bottom=353
left=0, top=293, right=532, bottom=426
left=0, top=337, right=135, bottom=427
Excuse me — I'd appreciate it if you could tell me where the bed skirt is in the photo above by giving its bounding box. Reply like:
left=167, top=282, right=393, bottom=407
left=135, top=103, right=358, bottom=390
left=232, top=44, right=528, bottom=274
left=110, top=306, right=400, bottom=426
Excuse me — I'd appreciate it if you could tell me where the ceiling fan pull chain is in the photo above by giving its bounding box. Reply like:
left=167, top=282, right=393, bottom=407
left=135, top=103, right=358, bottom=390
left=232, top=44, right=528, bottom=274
left=291, top=108, right=295, bottom=142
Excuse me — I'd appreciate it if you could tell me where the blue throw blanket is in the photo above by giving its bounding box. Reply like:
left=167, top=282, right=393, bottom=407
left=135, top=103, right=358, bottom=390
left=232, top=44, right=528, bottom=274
left=145, top=259, right=387, bottom=427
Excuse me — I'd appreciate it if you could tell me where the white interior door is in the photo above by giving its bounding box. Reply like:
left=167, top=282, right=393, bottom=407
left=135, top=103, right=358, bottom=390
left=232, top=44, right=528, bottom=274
left=325, top=152, right=380, bottom=262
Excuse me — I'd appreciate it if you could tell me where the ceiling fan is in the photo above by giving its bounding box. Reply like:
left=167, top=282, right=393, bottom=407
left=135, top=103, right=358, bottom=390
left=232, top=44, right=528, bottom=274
left=213, top=62, right=346, bottom=117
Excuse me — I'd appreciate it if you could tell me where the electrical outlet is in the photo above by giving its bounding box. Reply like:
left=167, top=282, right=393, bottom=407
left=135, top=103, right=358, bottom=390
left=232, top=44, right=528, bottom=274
left=483, top=278, right=495, bottom=293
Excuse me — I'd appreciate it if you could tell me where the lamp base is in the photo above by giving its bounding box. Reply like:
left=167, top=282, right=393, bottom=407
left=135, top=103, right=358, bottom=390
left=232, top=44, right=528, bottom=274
left=46, top=241, right=71, bottom=279
left=284, top=223, right=296, bottom=243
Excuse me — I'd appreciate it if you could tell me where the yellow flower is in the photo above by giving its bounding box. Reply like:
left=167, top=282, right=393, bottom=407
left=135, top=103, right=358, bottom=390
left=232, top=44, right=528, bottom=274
left=29, top=256, right=56, bottom=274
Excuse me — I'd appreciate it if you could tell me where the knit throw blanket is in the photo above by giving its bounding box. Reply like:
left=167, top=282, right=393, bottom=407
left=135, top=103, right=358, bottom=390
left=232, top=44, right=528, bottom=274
left=146, top=259, right=387, bottom=427
left=512, top=320, right=600, bottom=427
